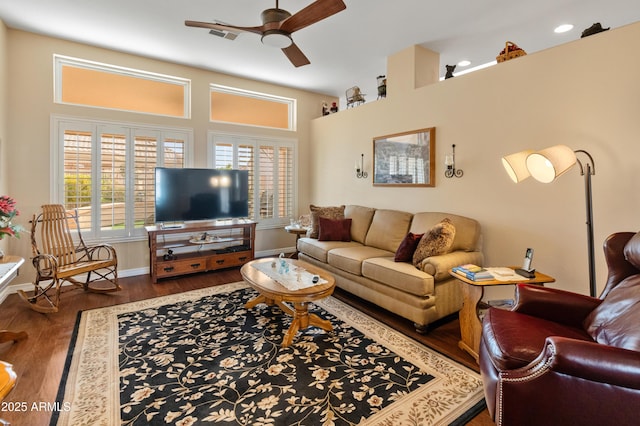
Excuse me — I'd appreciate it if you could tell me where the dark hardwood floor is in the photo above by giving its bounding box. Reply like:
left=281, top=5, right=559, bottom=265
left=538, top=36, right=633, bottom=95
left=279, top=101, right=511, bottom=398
left=0, top=268, right=494, bottom=425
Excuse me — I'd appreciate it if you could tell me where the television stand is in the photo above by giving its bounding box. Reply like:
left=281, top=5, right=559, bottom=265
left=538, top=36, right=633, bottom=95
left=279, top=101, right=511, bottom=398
left=145, top=219, right=256, bottom=283
left=160, top=223, right=184, bottom=229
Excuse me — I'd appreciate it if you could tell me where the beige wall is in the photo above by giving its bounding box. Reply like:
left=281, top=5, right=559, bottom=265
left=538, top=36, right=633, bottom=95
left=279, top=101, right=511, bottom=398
left=309, top=21, right=640, bottom=298
left=0, top=21, right=8, bottom=255
left=4, top=29, right=336, bottom=283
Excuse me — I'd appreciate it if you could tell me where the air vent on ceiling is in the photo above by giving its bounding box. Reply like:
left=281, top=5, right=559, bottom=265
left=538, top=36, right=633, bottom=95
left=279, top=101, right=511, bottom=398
left=208, top=23, right=239, bottom=40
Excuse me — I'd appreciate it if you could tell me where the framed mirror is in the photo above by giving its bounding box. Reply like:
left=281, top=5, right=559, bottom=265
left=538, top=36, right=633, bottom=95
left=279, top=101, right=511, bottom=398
left=373, top=127, right=435, bottom=187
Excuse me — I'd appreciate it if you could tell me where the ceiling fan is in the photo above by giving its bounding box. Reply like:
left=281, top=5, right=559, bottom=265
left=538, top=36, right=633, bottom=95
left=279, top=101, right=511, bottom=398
left=185, top=0, right=347, bottom=67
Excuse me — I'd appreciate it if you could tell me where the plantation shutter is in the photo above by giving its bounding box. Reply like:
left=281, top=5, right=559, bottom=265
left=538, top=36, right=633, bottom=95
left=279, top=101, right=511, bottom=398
left=62, top=129, right=93, bottom=230
left=278, top=146, right=294, bottom=219
left=258, top=146, right=275, bottom=219
left=238, top=145, right=255, bottom=219
left=55, top=117, right=192, bottom=239
left=133, top=134, right=158, bottom=229
left=211, top=133, right=295, bottom=224
left=99, top=130, right=127, bottom=232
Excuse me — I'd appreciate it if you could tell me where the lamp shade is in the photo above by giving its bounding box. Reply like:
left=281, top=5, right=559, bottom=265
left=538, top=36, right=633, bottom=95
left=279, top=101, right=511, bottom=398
left=502, top=150, right=534, bottom=183
left=526, top=145, right=576, bottom=183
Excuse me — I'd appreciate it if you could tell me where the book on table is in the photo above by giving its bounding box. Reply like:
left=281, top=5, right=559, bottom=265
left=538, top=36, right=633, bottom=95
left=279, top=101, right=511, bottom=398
left=452, top=264, right=494, bottom=281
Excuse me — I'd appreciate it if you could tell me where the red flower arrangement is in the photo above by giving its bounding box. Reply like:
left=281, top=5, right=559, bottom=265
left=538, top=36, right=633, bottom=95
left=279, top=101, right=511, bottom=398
left=0, top=196, right=23, bottom=239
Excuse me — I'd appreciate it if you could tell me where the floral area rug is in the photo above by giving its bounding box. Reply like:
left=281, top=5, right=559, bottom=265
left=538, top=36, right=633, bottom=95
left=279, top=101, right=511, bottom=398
left=51, top=282, right=484, bottom=425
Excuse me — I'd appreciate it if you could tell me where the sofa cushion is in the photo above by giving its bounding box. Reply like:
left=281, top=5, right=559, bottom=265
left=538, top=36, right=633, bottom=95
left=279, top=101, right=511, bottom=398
left=410, top=212, right=480, bottom=252
left=309, top=205, right=345, bottom=238
left=344, top=205, right=376, bottom=243
left=327, top=246, right=393, bottom=276
left=394, top=232, right=424, bottom=262
left=297, top=237, right=360, bottom=263
left=584, top=275, right=640, bottom=351
left=412, top=218, right=456, bottom=268
left=318, top=217, right=352, bottom=242
left=482, top=307, right=593, bottom=371
left=364, top=209, right=413, bottom=252
left=362, top=257, right=434, bottom=296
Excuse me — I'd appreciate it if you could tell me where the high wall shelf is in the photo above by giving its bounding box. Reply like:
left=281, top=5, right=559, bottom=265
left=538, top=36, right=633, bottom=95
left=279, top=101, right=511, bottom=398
left=145, top=219, right=256, bottom=283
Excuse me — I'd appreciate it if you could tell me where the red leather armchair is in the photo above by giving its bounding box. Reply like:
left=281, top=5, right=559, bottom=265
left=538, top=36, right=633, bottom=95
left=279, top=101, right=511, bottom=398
left=479, top=232, right=640, bottom=426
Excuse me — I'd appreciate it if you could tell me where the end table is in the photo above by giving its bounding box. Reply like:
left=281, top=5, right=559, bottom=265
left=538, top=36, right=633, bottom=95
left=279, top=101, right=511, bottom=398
left=450, top=267, right=555, bottom=363
left=285, top=225, right=308, bottom=258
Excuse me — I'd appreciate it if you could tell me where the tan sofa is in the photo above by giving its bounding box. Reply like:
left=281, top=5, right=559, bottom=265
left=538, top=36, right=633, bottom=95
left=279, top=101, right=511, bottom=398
left=297, top=205, right=483, bottom=332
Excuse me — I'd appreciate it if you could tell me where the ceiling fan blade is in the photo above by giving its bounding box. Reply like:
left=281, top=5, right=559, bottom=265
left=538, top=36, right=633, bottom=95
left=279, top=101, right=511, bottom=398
left=279, top=0, right=346, bottom=34
left=185, top=20, right=265, bottom=35
left=282, top=42, right=311, bottom=67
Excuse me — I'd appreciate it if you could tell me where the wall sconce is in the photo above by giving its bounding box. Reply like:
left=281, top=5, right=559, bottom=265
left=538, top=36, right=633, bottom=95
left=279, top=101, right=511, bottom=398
left=502, top=144, right=597, bottom=297
left=355, top=153, right=368, bottom=178
left=444, top=144, right=463, bottom=178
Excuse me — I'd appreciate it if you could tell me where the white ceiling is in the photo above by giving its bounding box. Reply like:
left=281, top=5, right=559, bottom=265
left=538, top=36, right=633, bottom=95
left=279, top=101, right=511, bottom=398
left=1, top=0, right=640, bottom=106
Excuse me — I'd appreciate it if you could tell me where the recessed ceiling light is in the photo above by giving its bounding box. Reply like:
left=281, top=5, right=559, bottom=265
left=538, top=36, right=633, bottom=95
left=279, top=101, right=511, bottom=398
left=554, top=24, right=574, bottom=33
left=458, top=60, right=471, bottom=67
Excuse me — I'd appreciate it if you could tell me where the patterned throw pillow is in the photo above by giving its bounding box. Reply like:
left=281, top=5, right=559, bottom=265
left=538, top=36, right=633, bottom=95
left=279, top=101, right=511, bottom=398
left=309, top=205, right=345, bottom=239
left=412, top=218, right=456, bottom=268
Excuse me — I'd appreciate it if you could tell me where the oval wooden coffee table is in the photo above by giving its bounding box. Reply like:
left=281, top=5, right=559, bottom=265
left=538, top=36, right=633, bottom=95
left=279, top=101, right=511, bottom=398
left=241, top=257, right=336, bottom=348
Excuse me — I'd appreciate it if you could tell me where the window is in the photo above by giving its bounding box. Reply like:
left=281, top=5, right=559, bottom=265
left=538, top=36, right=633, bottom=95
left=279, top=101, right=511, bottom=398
left=53, top=116, right=193, bottom=240
left=209, top=132, right=296, bottom=227
left=54, top=55, right=191, bottom=118
left=210, top=85, right=296, bottom=130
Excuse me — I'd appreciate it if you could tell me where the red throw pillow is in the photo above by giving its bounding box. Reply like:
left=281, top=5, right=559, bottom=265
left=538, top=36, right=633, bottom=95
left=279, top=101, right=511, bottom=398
left=394, top=232, right=424, bottom=262
left=318, top=217, right=352, bottom=242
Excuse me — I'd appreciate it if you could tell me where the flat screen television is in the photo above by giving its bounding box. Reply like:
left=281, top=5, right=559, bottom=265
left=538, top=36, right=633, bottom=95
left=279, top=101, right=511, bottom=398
left=154, top=167, right=249, bottom=223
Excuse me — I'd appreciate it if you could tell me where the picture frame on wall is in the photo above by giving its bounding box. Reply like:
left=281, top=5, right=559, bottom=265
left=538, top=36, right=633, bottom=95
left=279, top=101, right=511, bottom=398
left=373, top=127, right=435, bottom=187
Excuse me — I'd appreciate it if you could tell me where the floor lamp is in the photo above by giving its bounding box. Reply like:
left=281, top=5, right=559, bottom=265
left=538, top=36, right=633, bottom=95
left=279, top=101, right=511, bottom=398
left=502, top=145, right=597, bottom=297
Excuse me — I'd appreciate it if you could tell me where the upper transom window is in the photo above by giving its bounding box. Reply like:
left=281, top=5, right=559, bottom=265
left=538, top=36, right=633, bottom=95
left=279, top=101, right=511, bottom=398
left=210, top=84, right=295, bottom=131
left=54, top=55, right=191, bottom=118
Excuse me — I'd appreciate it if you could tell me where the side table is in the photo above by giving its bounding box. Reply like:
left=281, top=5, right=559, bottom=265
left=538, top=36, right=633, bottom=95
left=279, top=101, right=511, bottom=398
left=284, top=226, right=308, bottom=258
left=0, top=256, right=27, bottom=344
left=450, top=267, right=555, bottom=363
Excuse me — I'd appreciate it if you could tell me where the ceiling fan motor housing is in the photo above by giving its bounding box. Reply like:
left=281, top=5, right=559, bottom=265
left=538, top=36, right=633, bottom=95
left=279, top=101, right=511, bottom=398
left=260, top=8, right=293, bottom=47
left=261, top=8, right=291, bottom=27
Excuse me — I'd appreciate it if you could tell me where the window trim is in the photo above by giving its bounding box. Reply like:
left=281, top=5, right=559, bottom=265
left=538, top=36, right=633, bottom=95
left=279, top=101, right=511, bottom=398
left=53, top=54, right=192, bottom=119
left=207, top=131, right=298, bottom=230
left=209, top=84, right=296, bottom=131
left=51, top=114, right=194, bottom=243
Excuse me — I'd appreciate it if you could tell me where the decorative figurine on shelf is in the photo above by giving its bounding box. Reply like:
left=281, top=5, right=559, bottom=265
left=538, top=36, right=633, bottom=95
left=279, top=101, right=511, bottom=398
left=445, top=64, right=456, bottom=79
left=322, top=101, right=329, bottom=116
left=377, top=75, right=386, bottom=99
left=330, top=102, right=338, bottom=113
left=581, top=23, right=610, bottom=38
left=346, top=86, right=365, bottom=108
left=496, top=41, right=526, bottom=62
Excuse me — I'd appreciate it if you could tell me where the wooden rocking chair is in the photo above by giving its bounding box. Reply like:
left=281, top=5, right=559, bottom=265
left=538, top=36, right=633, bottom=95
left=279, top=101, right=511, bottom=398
left=18, top=204, right=120, bottom=313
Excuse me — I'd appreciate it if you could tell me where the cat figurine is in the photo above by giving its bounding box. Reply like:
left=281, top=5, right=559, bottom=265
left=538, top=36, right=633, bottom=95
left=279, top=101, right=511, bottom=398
left=581, top=23, right=610, bottom=38
left=445, top=64, right=456, bottom=79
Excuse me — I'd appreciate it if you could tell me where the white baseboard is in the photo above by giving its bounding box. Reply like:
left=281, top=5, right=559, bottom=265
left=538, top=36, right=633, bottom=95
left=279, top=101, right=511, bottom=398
left=0, top=247, right=295, bottom=304
left=257, top=247, right=296, bottom=258
left=0, top=267, right=149, bottom=305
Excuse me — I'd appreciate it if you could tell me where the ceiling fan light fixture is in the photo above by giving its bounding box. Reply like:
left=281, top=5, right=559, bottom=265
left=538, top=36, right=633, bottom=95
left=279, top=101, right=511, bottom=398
left=261, top=30, right=293, bottom=48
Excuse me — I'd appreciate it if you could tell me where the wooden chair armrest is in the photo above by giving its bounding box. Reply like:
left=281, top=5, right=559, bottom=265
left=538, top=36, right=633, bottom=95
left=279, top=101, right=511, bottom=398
left=82, top=244, right=117, bottom=261
left=31, top=253, right=59, bottom=276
